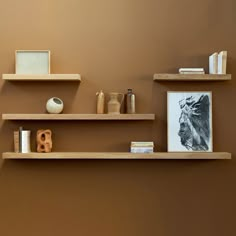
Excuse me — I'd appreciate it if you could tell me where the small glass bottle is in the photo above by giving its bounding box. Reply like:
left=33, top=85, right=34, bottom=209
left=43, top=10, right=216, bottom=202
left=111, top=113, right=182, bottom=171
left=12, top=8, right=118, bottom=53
left=126, top=89, right=135, bottom=114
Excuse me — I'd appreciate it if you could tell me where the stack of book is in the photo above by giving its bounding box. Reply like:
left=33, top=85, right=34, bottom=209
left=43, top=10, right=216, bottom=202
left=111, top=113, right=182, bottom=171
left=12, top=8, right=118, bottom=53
left=14, top=127, right=31, bottom=153
left=130, top=141, right=154, bottom=153
left=209, top=51, right=227, bottom=74
left=179, top=68, right=205, bottom=74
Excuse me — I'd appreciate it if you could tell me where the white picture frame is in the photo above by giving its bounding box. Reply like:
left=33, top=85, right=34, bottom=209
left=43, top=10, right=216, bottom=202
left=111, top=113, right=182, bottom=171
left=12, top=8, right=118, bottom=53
left=15, top=50, right=50, bottom=74
left=167, top=91, right=213, bottom=152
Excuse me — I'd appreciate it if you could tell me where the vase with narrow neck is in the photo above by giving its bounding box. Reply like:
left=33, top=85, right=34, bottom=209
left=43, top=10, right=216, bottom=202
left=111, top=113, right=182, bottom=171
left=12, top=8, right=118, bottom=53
left=107, top=92, right=124, bottom=114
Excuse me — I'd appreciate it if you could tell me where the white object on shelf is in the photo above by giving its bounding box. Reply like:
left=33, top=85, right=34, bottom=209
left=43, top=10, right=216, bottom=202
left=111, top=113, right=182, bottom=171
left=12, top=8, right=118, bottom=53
left=15, top=50, right=50, bottom=74
left=130, top=147, right=154, bottom=153
left=209, top=52, right=218, bottom=74
left=218, top=51, right=227, bottom=74
left=46, top=97, right=64, bottom=114
left=179, top=68, right=205, bottom=73
left=21, top=130, right=31, bottom=153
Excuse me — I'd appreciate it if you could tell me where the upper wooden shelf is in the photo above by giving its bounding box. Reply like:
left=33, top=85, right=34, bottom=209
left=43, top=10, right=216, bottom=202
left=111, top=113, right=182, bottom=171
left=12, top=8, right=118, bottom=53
left=2, top=74, right=81, bottom=81
left=2, top=152, right=231, bottom=160
left=153, top=74, right=231, bottom=81
left=2, top=113, right=155, bottom=120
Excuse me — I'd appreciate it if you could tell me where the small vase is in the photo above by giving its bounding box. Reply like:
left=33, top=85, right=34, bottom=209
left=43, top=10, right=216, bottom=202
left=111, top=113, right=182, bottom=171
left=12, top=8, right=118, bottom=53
left=46, top=97, right=64, bottom=114
left=107, top=92, right=124, bottom=114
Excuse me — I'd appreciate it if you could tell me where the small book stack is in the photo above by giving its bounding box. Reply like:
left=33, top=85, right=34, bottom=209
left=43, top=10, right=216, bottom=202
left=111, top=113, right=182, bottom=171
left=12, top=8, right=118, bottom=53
left=179, top=68, right=205, bottom=74
left=14, top=127, right=31, bottom=153
left=130, top=141, right=154, bottom=153
left=209, top=51, right=227, bottom=74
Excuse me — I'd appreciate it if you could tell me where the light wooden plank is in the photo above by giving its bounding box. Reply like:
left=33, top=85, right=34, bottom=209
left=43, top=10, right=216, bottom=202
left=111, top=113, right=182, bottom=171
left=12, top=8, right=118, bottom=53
left=153, top=74, right=231, bottom=81
left=1, top=113, right=155, bottom=120
left=2, top=74, right=81, bottom=81
left=2, top=152, right=231, bottom=160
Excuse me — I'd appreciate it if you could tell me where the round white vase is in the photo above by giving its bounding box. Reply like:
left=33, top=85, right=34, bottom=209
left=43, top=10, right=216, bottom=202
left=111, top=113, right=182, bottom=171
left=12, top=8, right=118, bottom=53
left=46, top=97, right=64, bottom=114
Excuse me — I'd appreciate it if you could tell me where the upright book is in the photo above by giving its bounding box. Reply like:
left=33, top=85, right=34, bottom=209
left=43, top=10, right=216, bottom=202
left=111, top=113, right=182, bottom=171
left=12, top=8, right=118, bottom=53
left=209, top=52, right=218, bottom=74
left=218, top=51, right=227, bottom=74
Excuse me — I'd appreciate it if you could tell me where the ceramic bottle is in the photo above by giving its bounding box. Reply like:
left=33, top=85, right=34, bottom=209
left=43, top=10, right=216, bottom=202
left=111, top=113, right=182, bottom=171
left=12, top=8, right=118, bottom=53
left=96, top=90, right=105, bottom=114
left=125, top=89, right=135, bottom=114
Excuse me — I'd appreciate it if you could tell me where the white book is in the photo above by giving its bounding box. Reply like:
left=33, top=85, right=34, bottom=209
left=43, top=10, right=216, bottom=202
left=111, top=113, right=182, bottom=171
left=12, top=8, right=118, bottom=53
left=209, top=52, right=218, bottom=74
left=180, top=71, right=205, bottom=74
left=217, top=51, right=227, bottom=74
left=130, top=147, right=154, bottom=153
left=179, top=68, right=204, bottom=72
left=21, top=130, right=31, bottom=153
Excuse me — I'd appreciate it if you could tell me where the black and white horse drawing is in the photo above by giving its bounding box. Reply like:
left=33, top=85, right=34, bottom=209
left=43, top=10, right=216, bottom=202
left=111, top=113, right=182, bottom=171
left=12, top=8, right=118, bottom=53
left=178, top=94, right=210, bottom=151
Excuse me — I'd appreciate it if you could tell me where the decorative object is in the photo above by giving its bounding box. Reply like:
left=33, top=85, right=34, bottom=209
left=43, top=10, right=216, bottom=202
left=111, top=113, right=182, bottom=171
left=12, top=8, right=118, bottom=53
left=167, top=91, right=212, bottom=152
left=96, top=90, right=105, bottom=114
left=107, top=92, right=124, bottom=114
left=36, top=129, right=52, bottom=153
left=125, top=89, right=135, bottom=114
left=46, top=97, right=64, bottom=114
left=15, top=50, right=50, bottom=74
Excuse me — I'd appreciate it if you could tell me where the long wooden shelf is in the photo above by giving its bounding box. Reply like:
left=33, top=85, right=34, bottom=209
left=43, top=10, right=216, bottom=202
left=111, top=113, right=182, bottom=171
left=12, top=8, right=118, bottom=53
left=153, top=74, right=231, bottom=81
left=2, top=113, right=155, bottom=120
left=2, top=152, right=231, bottom=159
left=2, top=74, right=81, bottom=81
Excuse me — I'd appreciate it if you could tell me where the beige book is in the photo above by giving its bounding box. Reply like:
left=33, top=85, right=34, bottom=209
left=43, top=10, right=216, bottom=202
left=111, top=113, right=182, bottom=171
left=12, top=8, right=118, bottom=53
left=131, top=141, right=154, bottom=147
left=14, top=131, right=19, bottom=152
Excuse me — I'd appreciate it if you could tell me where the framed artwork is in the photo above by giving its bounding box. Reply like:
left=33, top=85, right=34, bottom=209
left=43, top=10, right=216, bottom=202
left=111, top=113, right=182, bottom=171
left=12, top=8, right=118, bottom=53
left=167, top=91, right=213, bottom=152
left=15, top=50, right=50, bottom=74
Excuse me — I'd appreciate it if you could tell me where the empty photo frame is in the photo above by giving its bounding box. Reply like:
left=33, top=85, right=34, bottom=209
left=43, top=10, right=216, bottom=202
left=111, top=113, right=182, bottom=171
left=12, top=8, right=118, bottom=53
left=15, top=50, right=50, bottom=74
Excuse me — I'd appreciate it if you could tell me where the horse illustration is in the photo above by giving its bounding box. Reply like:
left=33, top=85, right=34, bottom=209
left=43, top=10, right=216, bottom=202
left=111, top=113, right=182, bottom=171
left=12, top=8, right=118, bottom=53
left=178, top=94, right=210, bottom=151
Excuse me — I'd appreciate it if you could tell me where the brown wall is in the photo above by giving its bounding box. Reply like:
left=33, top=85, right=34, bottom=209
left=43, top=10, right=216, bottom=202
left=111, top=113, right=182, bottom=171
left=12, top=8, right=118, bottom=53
left=0, top=0, right=235, bottom=235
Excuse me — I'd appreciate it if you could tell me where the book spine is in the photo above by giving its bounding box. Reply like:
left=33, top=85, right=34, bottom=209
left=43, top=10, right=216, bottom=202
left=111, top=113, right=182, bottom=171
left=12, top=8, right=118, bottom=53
left=131, top=142, right=154, bottom=147
left=179, top=71, right=205, bottom=74
left=179, top=68, right=204, bottom=72
left=14, top=131, right=19, bottom=152
left=19, top=126, right=23, bottom=153
left=130, top=147, right=154, bottom=153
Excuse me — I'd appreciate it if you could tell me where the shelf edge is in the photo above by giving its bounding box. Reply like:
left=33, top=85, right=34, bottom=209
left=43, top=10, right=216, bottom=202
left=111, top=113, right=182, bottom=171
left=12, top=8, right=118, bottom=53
left=2, top=152, right=231, bottom=160
left=153, top=73, right=232, bottom=81
left=2, top=74, right=81, bottom=81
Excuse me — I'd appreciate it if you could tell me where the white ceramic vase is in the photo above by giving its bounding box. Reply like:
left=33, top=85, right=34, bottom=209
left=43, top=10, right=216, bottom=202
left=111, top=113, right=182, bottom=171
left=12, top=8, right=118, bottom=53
left=46, top=97, right=64, bottom=114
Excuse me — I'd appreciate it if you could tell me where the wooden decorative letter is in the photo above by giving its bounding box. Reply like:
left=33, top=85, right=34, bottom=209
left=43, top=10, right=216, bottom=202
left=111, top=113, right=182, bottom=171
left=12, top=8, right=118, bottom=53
left=36, top=129, right=52, bottom=153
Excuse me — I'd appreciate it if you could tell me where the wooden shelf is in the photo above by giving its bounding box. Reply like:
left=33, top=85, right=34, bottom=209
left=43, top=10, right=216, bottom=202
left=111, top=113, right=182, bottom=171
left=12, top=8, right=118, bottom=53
left=2, top=113, right=155, bottom=120
left=2, top=74, right=81, bottom=81
left=153, top=74, right=231, bottom=81
left=2, top=152, right=231, bottom=159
